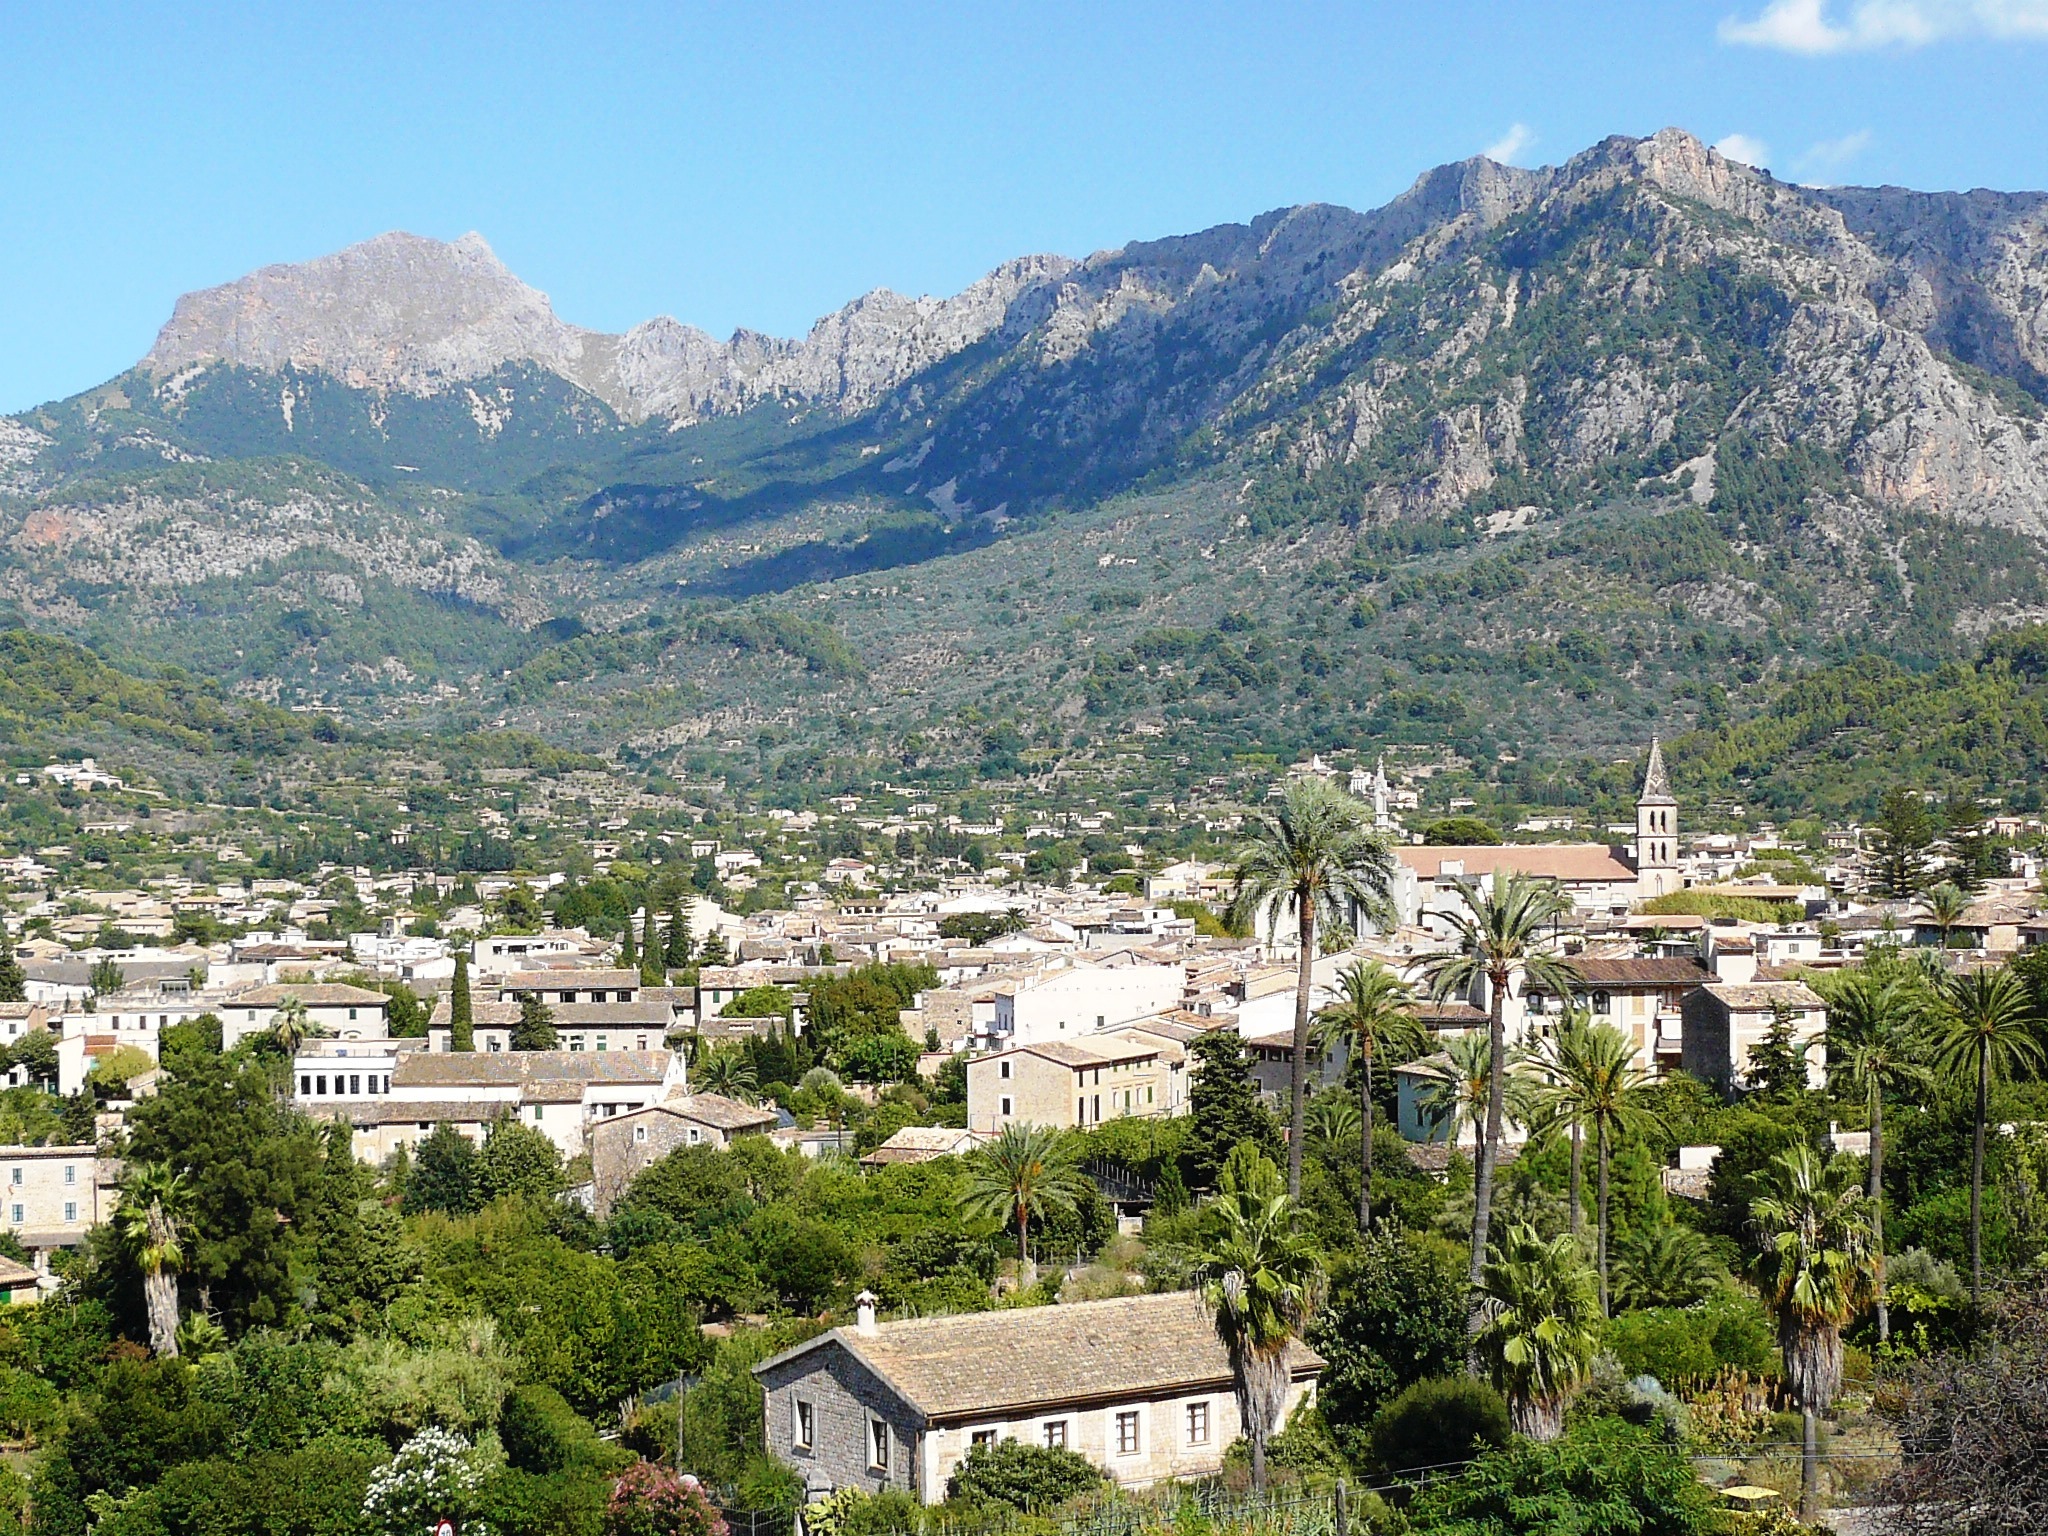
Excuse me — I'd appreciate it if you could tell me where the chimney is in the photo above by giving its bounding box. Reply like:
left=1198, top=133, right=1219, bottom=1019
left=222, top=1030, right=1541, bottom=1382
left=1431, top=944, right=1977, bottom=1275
left=854, top=1290, right=879, bottom=1335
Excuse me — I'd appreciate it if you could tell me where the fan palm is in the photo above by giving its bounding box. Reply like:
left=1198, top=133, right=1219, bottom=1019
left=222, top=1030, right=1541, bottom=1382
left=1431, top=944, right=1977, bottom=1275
left=1423, top=870, right=1575, bottom=1323
left=1930, top=967, right=2044, bottom=1307
left=961, top=1123, right=1092, bottom=1285
left=1823, top=965, right=1932, bottom=1342
left=112, top=1161, right=194, bottom=1357
left=1751, top=1146, right=1879, bottom=1522
left=1192, top=1145, right=1326, bottom=1493
left=1530, top=1020, right=1661, bottom=1315
left=1228, top=779, right=1396, bottom=1198
left=1473, top=1222, right=1601, bottom=1441
left=1314, top=959, right=1427, bottom=1232
left=1609, top=1221, right=1722, bottom=1310
left=270, top=996, right=315, bottom=1055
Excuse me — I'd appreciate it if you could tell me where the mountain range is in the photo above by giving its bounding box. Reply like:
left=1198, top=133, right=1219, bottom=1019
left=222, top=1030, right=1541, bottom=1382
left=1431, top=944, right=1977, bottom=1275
left=6, top=127, right=2048, bottom=799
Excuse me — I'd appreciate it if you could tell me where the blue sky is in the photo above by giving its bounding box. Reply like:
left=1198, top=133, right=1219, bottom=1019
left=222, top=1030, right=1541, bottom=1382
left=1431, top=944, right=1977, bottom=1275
left=4, top=0, right=2046, bottom=413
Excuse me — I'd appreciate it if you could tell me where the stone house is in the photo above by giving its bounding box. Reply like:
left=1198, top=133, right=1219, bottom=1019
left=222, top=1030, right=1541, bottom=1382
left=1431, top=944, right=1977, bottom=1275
left=220, top=983, right=390, bottom=1048
left=965, top=1033, right=1176, bottom=1134
left=1525, top=956, right=1711, bottom=1074
left=589, top=1095, right=779, bottom=1215
left=0, top=1144, right=115, bottom=1268
left=1681, top=980, right=1828, bottom=1096
left=753, top=1291, right=1322, bottom=1503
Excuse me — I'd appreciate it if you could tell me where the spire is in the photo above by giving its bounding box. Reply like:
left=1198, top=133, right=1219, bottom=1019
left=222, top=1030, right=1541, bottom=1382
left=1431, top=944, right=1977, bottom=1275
left=1639, top=737, right=1674, bottom=804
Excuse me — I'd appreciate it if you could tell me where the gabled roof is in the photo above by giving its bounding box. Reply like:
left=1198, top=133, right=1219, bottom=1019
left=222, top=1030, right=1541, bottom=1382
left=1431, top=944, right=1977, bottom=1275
left=602, top=1094, right=778, bottom=1133
left=755, top=1291, right=1321, bottom=1421
left=1397, top=846, right=1637, bottom=882
left=1701, top=981, right=1826, bottom=1010
left=1561, top=957, right=1711, bottom=987
left=231, top=983, right=388, bottom=1007
left=390, top=1049, right=672, bottom=1089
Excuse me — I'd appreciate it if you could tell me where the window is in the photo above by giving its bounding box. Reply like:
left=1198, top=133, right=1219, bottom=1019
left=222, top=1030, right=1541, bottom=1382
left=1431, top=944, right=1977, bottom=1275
left=687, top=1128, right=701, bottom=1145
left=316, top=1076, right=328, bottom=1096
left=63, top=1202, right=76, bottom=1223
left=349, top=1075, right=361, bottom=1095
left=1115, top=1411, right=1141, bottom=1455
left=1591, top=990, right=1611, bottom=1016
left=634, top=1125, right=648, bottom=1143
left=63, top=1165, right=75, bottom=1186
left=7, top=1169, right=17, bottom=1187
left=1186, top=1402, right=1210, bottom=1445
left=299, top=1075, right=313, bottom=1096
left=999, top=1060, right=1012, bottom=1079
left=793, top=1399, right=814, bottom=1451
left=869, top=1416, right=890, bottom=1471
left=8, top=1205, right=18, bottom=1225
left=1043, top=1420, right=1069, bottom=1450
left=533, top=1106, right=544, bottom=1122
left=348, top=1008, right=358, bottom=1021
left=970, top=1429, right=997, bottom=1449
left=999, top=1096, right=1012, bottom=1118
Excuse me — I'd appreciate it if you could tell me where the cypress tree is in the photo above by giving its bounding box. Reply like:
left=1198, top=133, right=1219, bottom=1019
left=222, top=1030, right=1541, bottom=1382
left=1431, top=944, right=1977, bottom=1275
left=621, top=919, right=639, bottom=970
left=450, top=954, right=474, bottom=1052
left=666, top=905, right=694, bottom=969
left=640, top=906, right=663, bottom=986
left=0, top=927, right=24, bottom=1005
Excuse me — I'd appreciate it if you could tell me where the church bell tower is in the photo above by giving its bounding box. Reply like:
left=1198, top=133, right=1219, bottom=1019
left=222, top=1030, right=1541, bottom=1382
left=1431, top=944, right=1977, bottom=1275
left=1634, top=738, right=1680, bottom=898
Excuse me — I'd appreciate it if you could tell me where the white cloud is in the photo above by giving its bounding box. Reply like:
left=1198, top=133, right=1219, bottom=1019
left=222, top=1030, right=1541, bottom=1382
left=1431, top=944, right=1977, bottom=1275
left=1719, top=0, right=2048, bottom=53
left=1481, top=123, right=1536, bottom=165
left=1792, top=129, right=1874, bottom=182
left=1713, top=133, right=1774, bottom=168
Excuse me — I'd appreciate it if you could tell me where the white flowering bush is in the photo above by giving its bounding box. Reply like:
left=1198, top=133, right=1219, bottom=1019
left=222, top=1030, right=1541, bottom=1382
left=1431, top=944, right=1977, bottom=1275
left=363, top=1424, right=489, bottom=1536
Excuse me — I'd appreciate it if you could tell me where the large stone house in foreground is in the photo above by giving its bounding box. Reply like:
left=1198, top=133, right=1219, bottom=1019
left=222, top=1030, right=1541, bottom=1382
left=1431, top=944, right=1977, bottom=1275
left=753, top=1291, right=1322, bottom=1503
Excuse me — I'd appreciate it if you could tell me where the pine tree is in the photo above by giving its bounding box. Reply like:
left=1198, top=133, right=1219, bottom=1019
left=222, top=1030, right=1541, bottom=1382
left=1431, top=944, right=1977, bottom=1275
left=1745, top=1000, right=1808, bottom=1101
left=0, top=927, right=25, bottom=1005
left=699, top=930, right=730, bottom=967
left=449, top=955, right=474, bottom=1053
left=511, top=994, right=557, bottom=1051
left=1186, top=1032, right=1276, bottom=1191
left=666, top=904, right=694, bottom=969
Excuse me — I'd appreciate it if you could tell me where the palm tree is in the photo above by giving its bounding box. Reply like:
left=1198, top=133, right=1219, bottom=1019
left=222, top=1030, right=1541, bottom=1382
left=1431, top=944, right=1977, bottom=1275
left=1424, top=870, right=1574, bottom=1319
left=1930, top=968, right=2044, bottom=1308
left=1473, top=1222, right=1601, bottom=1441
left=1192, top=1145, right=1325, bottom=1493
left=962, top=1123, right=1091, bottom=1285
left=113, top=1161, right=194, bottom=1357
left=1525, top=1006, right=1594, bottom=1240
left=1609, top=1222, right=1722, bottom=1310
left=1228, top=779, right=1396, bottom=1198
left=270, top=996, right=314, bottom=1054
left=1921, top=882, right=1971, bottom=954
left=1530, top=1021, right=1661, bottom=1315
left=1314, top=959, right=1426, bottom=1233
left=1415, top=1029, right=1533, bottom=1152
left=1823, top=966, right=1932, bottom=1342
left=693, top=1047, right=758, bottom=1102
left=1304, top=1094, right=1360, bottom=1153
left=1751, top=1146, right=1879, bottom=1522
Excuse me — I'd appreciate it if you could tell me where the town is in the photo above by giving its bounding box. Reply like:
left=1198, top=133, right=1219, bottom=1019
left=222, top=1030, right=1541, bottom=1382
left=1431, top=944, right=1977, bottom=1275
left=0, top=734, right=2037, bottom=1534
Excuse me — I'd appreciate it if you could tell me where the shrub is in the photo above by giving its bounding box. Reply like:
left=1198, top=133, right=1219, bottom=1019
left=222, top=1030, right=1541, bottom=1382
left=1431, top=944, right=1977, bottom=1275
left=362, top=1425, right=487, bottom=1536
left=1604, top=1309, right=1719, bottom=1391
left=1366, top=1375, right=1510, bottom=1477
left=604, top=1461, right=728, bottom=1536
left=502, top=1383, right=602, bottom=1474
left=946, top=1437, right=1102, bottom=1511
left=1404, top=1418, right=1723, bottom=1534
left=1311, top=1232, right=1470, bottom=1459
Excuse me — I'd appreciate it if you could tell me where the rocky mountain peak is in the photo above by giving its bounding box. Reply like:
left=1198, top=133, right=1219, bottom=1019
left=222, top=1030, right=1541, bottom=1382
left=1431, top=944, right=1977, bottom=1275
left=143, top=230, right=599, bottom=395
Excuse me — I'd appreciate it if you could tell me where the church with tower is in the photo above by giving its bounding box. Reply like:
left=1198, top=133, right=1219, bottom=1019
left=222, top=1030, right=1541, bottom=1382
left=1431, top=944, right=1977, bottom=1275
left=1381, top=740, right=1684, bottom=931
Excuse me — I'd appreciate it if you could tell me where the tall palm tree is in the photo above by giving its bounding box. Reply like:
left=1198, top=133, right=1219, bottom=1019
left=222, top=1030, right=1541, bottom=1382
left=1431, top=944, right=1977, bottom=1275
left=961, top=1123, right=1091, bottom=1285
left=1530, top=1021, right=1661, bottom=1315
left=1424, top=870, right=1574, bottom=1321
left=1192, top=1145, right=1326, bottom=1493
left=1415, top=1029, right=1534, bottom=1152
left=1931, top=968, right=2044, bottom=1308
left=1525, top=1008, right=1594, bottom=1238
left=1314, top=959, right=1427, bottom=1233
left=1823, top=965, right=1932, bottom=1342
left=1473, top=1222, right=1601, bottom=1441
left=1921, top=882, right=1971, bottom=954
left=1228, top=779, right=1396, bottom=1199
left=1751, top=1146, right=1879, bottom=1522
left=113, top=1161, right=194, bottom=1357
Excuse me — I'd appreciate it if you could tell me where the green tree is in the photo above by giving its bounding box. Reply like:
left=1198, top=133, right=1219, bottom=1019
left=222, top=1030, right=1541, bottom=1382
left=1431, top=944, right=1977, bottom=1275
left=1608, top=1223, right=1722, bottom=1311
left=1750, top=1145, right=1878, bottom=1522
left=1424, top=870, right=1574, bottom=1331
left=962, top=1123, right=1090, bottom=1282
left=693, top=1048, right=757, bottom=1102
left=640, top=907, right=664, bottom=987
left=1193, top=1145, right=1326, bottom=1492
left=1867, top=787, right=1935, bottom=898
left=1530, top=1020, right=1661, bottom=1315
left=110, top=1162, right=193, bottom=1357
left=1744, top=1000, right=1811, bottom=1102
left=88, top=956, right=125, bottom=997
left=1184, top=1031, right=1275, bottom=1191
left=9, top=1029, right=58, bottom=1090
left=1823, top=964, right=1932, bottom=1342
left=1315, top=959, right=1426, bottom=1233
left=511, top=994, right=558, bottom=1051
left=1931, top=967, right=2044, bottom=1307
left=1403, top=1419, right=1721, bottom=1536
left=665, top=905, right=694, bottom=969
left=406, top=1124, right=482, bottom=1216
left=1473, top=1223, right=1601, bottom=1440
left=1309, top=1232, right=1469, bottom=1458
left=477, top=1116, right=564, bottom=1204
left=269, top=997, right=315, bottom=1056
left=946, top=1438, right=1102, bottom=1511
left=0, top=927, right=24, bottom=1004
left=1227, top=778, right=1395, bottom=1197
left=449, top=954, right=474, bottom=1053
